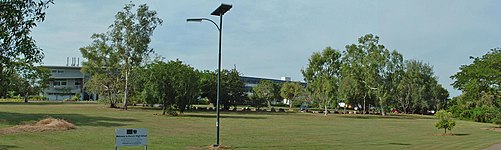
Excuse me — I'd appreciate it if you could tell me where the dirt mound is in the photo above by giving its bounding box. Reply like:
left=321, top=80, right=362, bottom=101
left=0, top=118, right=76, bottom=134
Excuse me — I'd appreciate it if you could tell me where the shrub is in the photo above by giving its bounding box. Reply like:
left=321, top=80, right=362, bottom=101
left=435, top=110, right=456, bottom=134
left=471, top=106, right=500, bottom=123
left=71, top=93, right=81, bottom=101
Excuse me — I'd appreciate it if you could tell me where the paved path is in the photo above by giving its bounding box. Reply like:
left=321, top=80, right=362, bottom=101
left=485, top=143, right=501, bottom=150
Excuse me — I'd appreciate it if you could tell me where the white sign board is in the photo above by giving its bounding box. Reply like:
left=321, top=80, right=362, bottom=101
left=116, top=128, right=148, bottom=146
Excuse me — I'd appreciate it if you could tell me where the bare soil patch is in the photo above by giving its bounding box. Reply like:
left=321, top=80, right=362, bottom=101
left=482, top=127, right=501, bottom=132
left=0, top=118, right=76, bottom=134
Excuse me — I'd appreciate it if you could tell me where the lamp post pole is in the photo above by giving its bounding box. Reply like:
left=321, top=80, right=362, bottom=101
left=187, top=3, right=232, bottom=147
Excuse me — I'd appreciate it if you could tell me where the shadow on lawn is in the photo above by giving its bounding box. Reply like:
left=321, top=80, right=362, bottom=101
left=388, top=142, right=411, bottom=146
left=338, top=114, right=434, bottom=120
left=0, top=145, right=18, bottom=150
left=0, top=101, right=98, bottom=105
left=180, top=114, right=267, bottom=120
left=0, top=111, right=138, bottom=127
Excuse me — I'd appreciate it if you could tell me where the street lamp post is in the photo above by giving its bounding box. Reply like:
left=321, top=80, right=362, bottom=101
left=187, top=3, right=232, bottom=148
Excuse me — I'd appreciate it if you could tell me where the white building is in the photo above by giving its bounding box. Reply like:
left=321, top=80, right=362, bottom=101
left=42, top=65, right=96, bottom=100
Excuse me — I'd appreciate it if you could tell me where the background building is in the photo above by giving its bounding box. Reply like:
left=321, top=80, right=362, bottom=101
left=42, top=58, right=96, bottom=100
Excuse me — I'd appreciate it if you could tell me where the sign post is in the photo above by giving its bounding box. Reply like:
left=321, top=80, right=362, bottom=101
left=115, top=128, right=148, bottom=150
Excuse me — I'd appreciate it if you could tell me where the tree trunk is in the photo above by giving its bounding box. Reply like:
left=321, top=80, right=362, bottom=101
left=380, top=105, right=386, bottom=116
left=24, top=92, right=29, bottom=103
left=444, top=128, right=447, bottom=134
left=123, top=68, right=129, bottom=110
left=289, top=99, right=293, bottom=111
left=363, top=93, right=367, bottom=114
left=162, top=99, right=167, bottom=115
left=0, top=63, right=4, bottom=98
left=324, top=104, right=328, bottom=116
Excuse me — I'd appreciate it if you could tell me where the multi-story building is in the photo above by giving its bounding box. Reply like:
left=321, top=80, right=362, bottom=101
left=240, top=76, right=306, bottom=104
left=42, top=62, right=302, bottom=102
left=42, top=65, right=95, bottom=100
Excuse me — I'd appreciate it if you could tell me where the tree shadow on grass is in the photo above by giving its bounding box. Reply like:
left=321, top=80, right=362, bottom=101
left=453, top=133, right=470, bottom=136
left=0, top=145, right=18, bottom=150
left=0, top=111, right=139, bottom=127
left=388, top=142, right=411, bottom=146
left=179, top=114, right=267, bottom=120
left=0, top=101, right=98, bottom=105
left=338, top=114, right=434, bottom=120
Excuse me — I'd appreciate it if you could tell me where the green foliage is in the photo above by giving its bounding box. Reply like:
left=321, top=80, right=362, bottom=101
left=72, top=93, right=81, bottom=101
left=435, top=110, right=456, bottom=134
left=199, top=69, right=246, bottom=110
left=451, top=48, right=501, bottom=102
left=280, top=82, right=304, bottom=109
left=393, top=60, right=447, bottom=114
left=0, top=0, right=53, bottom=98
left=247, top=94, right=266, bottom=109
left=253, top=80, right=281, bottom=108
left=80, top=2, right=162, bottom=109
left=300, top=34, right=448, bottom=115
left=140, top=60, right=199, bottom=115
left=302, top=47, right=341, bottom=115
left=449, top=48, right=501, bottom=124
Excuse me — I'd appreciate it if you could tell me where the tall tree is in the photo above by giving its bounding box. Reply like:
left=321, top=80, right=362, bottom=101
left=253, top=80, right=281, bottom=108
left=199, top=69, right=246, bottom=110
left=0, top=0, right=53, bottom=98
left=81, top=33, right=122, bottom=108
left=343, top=34, right=398, bottom=116
left=449, top=48, right=500, bottom=123
left=80, top=2, right=162, bottom=110
left=280, top=82, right=304, bottom=110
left=341, top=42, right=369, bottom=113
left=391, top=59, right=447, bottom=114
left=451, top=48, right=501, bottom=107
left=302, top=47, right=342, bottom=115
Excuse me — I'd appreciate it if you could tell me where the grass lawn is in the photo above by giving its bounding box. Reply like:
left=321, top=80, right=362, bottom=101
left=0, top=102, right=500, bottom=150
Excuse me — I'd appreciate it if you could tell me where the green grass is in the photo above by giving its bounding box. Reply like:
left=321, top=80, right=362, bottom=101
left=0, top=103, right=500, bottom=150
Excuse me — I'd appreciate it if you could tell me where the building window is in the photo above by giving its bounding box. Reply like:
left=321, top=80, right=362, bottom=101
left=51, top=69, right=65, bottom=74
left=75, top=81, right=80, bottom=86
left=53, top=81, right=67, bottom=86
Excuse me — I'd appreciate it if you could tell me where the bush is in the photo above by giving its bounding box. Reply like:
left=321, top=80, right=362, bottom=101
left=71, top=93, right=81, bottom=101
left=471, top=106, right=500, bottom=123
left=447, top=105, right=463, bottom=118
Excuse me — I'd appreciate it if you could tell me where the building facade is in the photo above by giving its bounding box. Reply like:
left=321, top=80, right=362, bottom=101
left=42, top=65, right=95, bottom=100
left=240, top=76, right=306, bottom=104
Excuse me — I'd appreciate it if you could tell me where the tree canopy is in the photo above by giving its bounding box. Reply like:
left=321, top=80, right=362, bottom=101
left=302, top=47, right=342, bottom=115
left=0, top=0, right=53, bottom=98
left=140, top=60, right=199, bottom=115
left=252, top=80, right=281, bottom=108
left=280, top=82, right=304, bottom=110
left=303, top=34, right=447, bottom=116
left=199, top=69, right=246, bottom=110
left=80, top=2, right=162, bottom=109
left=449, top=48, right=501, bottom=123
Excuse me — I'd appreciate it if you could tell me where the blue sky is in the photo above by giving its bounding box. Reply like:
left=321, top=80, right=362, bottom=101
left=31, top=0, right=501, bottom=97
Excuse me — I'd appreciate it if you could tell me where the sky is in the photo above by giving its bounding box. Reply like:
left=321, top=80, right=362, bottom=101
left=31, top=0, right=501, bottom=97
